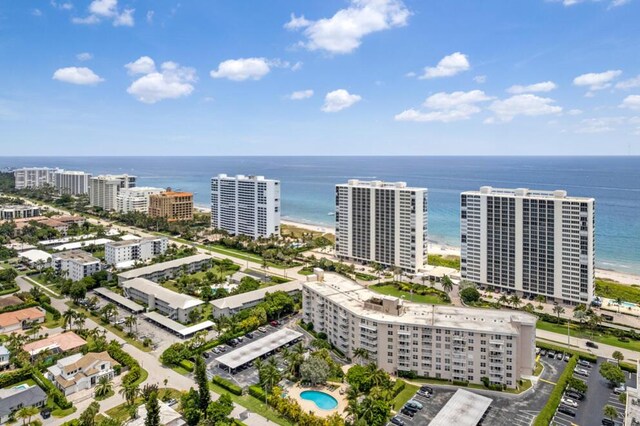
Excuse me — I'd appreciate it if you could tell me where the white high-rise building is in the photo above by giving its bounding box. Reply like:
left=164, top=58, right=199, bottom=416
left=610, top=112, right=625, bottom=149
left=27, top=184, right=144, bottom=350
left=104, top=237, right=168, bottom=266
left=461, top=186, right=595, bottom=304
left=335, top=180, right=428, bottom=273
left=14, top=167, right=60, bottom=189
left=116, top=187, right=165, bottom=213
left=89, top=175, right=137, bottom=211
left=210, top=174, right=280, bottom=239
left=302, top=270, right=536, bottom=389
left=54, top=171, right=91, bottom=195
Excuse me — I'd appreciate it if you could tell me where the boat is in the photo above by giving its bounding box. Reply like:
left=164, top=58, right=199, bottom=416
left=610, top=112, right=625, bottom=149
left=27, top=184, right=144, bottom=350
left=327, top=212, right=335, bottom=216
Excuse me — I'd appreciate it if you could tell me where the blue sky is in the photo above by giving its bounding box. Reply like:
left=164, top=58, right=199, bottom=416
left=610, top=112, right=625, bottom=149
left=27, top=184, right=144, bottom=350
left=1, top=0, right=640, bottom=155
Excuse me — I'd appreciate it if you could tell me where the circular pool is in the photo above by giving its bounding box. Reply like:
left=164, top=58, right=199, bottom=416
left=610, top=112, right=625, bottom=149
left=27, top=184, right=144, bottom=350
left=300, top=390, right=338, bottom=410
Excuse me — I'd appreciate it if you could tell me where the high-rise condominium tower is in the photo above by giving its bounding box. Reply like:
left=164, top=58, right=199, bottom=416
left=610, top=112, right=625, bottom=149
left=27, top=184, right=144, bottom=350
left=54, top=170, right=91, bottom=195
left=460, top=186, right=595, bottom=304
left=335, top=179, right=428, bottom=272
left=89, top=175, right=137, bottom=211
left=210, top=174, right=280, bottom=239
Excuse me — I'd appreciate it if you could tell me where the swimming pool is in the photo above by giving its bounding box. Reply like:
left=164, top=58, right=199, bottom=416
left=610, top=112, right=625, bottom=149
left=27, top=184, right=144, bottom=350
left=622, top=301, right=637, bottom=308
left=12, top=384, right=30, bottom=391
left=300, top=390, right=338, bottom=410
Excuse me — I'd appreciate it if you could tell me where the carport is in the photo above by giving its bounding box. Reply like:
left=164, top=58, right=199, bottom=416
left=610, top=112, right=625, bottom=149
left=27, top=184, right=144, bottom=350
left=93, top=287, right=144, bottom=313
left=143, top=311, right=214, bottom=339
left=215, top=328, right=303, bottom=372
left=429, top=389, right=492, bottom=426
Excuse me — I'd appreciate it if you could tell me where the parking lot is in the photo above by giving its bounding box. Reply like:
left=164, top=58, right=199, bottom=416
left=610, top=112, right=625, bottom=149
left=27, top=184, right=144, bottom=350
left=552, top=356, right=636, bottom=426
left=389, top=356, right=565, bottom=426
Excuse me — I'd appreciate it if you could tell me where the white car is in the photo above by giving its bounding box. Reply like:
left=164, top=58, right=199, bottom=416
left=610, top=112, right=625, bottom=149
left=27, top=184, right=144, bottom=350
left=574, top=367, right=590, bottom=377
left=561, top=397, right=578, bottom=408
left=613, top=384, right=626, bottom=395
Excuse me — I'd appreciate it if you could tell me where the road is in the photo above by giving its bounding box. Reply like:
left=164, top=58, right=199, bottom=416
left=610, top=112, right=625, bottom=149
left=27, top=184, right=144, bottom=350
left=535, top=328, right=638, bottom=362
left=15, top=276, right=274, bottom=426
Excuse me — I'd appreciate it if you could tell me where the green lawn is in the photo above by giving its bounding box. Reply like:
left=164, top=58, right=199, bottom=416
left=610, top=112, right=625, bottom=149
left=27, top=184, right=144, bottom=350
left=393, top=383, right=420, bottom=411
left=105, top=389, right=181, bottom=422
left=43, top=311, right=62, bottom=328
left=534, top=361, right=543, bottom=376
left=209, top=381, right=294, bottom=426
left=428, top=254, right=460, bottom=270
left=536, top=320, right=640, bottom=352
left=370, top=284, right=450, bottom=305
left=596, top=278, right=640, bottom=304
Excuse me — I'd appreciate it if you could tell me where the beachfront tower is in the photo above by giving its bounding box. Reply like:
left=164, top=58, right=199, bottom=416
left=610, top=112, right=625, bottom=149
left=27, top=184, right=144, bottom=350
left=210, top=174, right=281, bottom=239
left=460, top=186, right=595, bottom=304
left=89, top=175, right=137, bottom=211
left=334, top=179, right=428, bottom=273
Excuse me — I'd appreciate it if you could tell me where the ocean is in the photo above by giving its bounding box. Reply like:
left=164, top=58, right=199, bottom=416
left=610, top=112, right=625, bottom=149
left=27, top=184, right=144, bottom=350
left=1, top=156, right=638, bottom=274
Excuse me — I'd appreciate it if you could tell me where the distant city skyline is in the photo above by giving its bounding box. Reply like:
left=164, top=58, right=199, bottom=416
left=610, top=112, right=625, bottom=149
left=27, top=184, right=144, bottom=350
left=1, top=0, right=640, bottom=155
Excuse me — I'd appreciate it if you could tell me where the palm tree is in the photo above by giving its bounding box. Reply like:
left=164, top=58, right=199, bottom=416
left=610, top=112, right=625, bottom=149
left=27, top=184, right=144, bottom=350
left=95, top=376, right=113, bottom=398
left=553, top=305, right=566, bottom=322
left=615, top=297, right=623, bottom=313
left=535, top=295, right=546, bottom=310
left=74, top=312, right=87, bottom=331
left=509, top=295, right=522, bottom=310
left=261, top=258, right=269, bottom=282
left=62, top=309, right=76, bottom=331
left=353, top=348, right=369, bottom=366
left=119, top=384, right=140, bottom=406
left=124, top=315, right=137, bottom=335
left=16, top=406, right=39, bottom=425
left=441, top=275, right=453, bottom=294
left=393, top=267, right=403, bottom=283
left=498, top=294, right=509, bottom=306
left=574, top=310, right=588, bottom=327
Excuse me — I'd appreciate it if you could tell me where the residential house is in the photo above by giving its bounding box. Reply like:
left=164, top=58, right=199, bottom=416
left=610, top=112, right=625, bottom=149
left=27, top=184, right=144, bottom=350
left=47, top=352, right=118, bottom=396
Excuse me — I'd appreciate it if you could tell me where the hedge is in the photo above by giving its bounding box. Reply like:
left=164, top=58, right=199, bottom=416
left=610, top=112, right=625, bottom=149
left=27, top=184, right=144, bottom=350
left=32, top=368, right=72, bottom=409
left=248, top=385, right=266, bottom=401
left=0, top=300, right=37, bottom=314
left=0, top=286, right=19, bottom=296
left=392, top=380, right=406, bottom=398
left=533, top=355, right=578, bottom=426
left=179, top=360, right=194, bottom=372
left=620, top=361, right=637, bottom=373
left=536, top=340, right=598, bottom=362
left=41, top=302, right=61, bottom=320
left=212, top=375, right=243, bottom=396
left=0, top=368, right=31, bottom=388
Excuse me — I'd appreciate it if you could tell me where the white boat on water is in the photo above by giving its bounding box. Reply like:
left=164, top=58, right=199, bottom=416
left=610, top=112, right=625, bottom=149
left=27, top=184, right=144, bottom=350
left=327, top=212, right=335, bottom=216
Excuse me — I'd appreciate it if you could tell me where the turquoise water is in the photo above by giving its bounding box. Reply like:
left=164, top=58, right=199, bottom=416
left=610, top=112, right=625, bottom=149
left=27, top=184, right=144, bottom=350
left=300, top=390, right=338, bottom=410
left=1, top=156, right=639, bottom=273
left=12, top=384, right=29, bottom=390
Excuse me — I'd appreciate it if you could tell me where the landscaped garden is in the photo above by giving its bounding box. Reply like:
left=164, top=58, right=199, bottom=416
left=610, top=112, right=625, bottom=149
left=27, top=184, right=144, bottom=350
left=369, top=281, right=452, bottom=305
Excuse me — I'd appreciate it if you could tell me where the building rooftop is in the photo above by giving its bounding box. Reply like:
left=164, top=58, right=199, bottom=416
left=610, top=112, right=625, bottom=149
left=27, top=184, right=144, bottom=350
left=428, top=389, right=492, bottom=426
left=211, top=281, right=302, bottom=311
left=0, top=295, right=25, bottom=309
left=338, top=179, right=426, bottom=191
left=128, top=401, right=185, bottom=426
left=93, top=287, right=144, bottom=313
left=0, top=205, right=40, bottom=211
left=304, top=273, right=536, bottom=334
left=152, top=190, right=193, bottom=198
left=0, top=385, right=47, bottom=418
left=0, top=345, right=9, bottom=356
left=0, top=307, right=46, bottom=328
left=117, top=254, right=211, bottom=280
left=123, top=277, right=204, bottom=310
left=18, top=249, right=51, bottom=264
left=52, top=238, right=113, bottom=251
left=52, top=249, right=99, bottom=264
left=215, top=328, right=303, bottom=370
left=462, top=186, right=595, bottom=201
left=106, top=236, right=164, bottom=248
left=143, top=311, right=214, bottom=336
left=23, top=331, right=87, bottom=356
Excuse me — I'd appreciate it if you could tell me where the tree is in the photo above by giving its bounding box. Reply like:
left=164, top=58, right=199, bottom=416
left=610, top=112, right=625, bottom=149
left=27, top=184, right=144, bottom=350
left=353, top=348, right=370, bottom=366
left=573, top=310, right=588, bottom=326
left=612, top=351, right=624, bottom=365
left=259, top=361, right=281, bottom=393
left=119, top=384, right=140, bottom=406
left=124, top=315, right=137, bottom=335
left=460, top=287, right=480, bottom=304
left=603, top=405, right=618, bottom=421
left=600, top=362, right=625, bottom=387
left=615, top=297, right=623, bottom=314
left=567, top=377, right=588, bottom=394
left=535, top=295, right=546, bottom=310
left=553, top=305, right=565, bottom=321
left=300, top=356, right=330, bottom=386
left=95, top=375, right=113, bottom=398
left=79, top=402, right=100, bottom=426
left=509, top=295, right=522, bottom=310
left=69, top=281, right=87, bottom=303
left=498, top=294, right=509, bottom=306
left=16, top=406, right=39, bottom=426
left=145, top=391, right=160, bottom=426
left=62, top=309, right=76, bottom=331
left=194, top=357, right=211, bottom=413
left=206, top=393, right=234, bottom=424
left=441, top=275, right=453, bottom=293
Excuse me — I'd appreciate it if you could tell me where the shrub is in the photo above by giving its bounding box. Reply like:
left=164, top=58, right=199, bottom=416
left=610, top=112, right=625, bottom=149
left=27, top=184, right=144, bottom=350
left=460, top=287, right=481, bottom=304
left=179, top=360, right=194, bottom=372
left=248, top=385, right=266, bottom=401
left=452, top=380, right=469, bottom=387
left=0, top=368, right=31, bottom=388
left=212, top=375, right=242, bottom=396
left=533, top=355, right=578, bottom=426
left=398, top=370, right=417, bottom=380
left=32, top=369, right=72, bottom=409
left=41, top=302, right=61, bottom=320
left=620, top=361, right=637, bottom=373
left=392, top=380, right=406, bottom=398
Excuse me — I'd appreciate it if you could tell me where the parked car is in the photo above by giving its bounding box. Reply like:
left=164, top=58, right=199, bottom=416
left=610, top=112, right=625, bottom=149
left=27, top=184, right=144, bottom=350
left=246, top=332, right=254, bottom=339
left=577, top=359, right=591, bottom=368
left=563, top=354, right=571, bottom=362
left=601, top=419, right=623, bottom=426
left=219, top=345, right=227, bottom=352
left=613, top=384, right=626, bottom=395
left=560, top=397, right=578, bottom=408
left=420, top=385, right=434, bottom=394
left=556, top=352, right=564, bottom=360
left=202, top=352, right=210, bottom=359
left=540, top=349, right=548, bottom=356
left=212, top=347, right=221, bottom=354
left=574, top=367, right=590, bottom=377
left=586, top=341, right=599, bottom=348
left=400, top=408, right=416, bottom=417
left=228, top=339, right=239, bottom=347
left=390, top=417, right=405, bottom=426
left=536, top=347, right=541, bottom=355
left=40, top=408, right=51, bottom=419
left=558, top=405, right=576, bottom=417
left=237, top=336, right=245, bottom=343
left=258, top=327, right=267, bottom=333
left=270, top=320, right=279, bottom=327
left=565, top=390, right=585, bottom=400
left=405, top=400, right=423, bottom=410
left=166, top=399, right=177, bottom=406
left=548, top=350, right=556, bottom=358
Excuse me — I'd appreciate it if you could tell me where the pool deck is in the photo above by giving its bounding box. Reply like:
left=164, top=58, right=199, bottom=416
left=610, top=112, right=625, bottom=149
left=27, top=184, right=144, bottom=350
left=601, top=297, right=640, bottom=316
left=288, top=382, right=348, bottom=418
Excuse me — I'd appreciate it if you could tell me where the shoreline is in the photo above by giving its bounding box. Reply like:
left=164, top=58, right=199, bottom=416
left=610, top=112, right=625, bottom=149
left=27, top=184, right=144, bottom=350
left=280, top=218, right=640, bottom=285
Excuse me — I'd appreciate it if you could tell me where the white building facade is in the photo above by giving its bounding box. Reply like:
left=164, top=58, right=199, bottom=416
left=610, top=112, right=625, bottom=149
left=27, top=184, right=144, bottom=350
left=335, top=180, right=428, bottom=273
left=52, top=250, right=101, bottom=281
left=116, top=187, right=165, bottom=213
left=210, top=174, right=280, bottom=239
left=89, top=175, right=137, bottom=211
left=47, top=352, right=117, bottom=396
left=104, top=237, right=168, bottom=265
left=303, top=271, right=536, bottom=389
left=54, top=171, right=91, bottom=195
left=0, top=205, right=41, bottom=220
left=122, top=277, right=204, bottom=323
left=13, top=167, right=59, bottom=189
left=460, top=186, right=595, bottom=304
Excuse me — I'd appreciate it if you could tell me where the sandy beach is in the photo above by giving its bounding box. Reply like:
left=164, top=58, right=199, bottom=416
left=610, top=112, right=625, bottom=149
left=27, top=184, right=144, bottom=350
left=281, top=219, right=640, bottom=285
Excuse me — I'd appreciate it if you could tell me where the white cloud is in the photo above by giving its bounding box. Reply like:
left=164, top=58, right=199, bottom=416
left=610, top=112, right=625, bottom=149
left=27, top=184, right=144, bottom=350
left=289, top=90, right=314, bottom=100
left=50, top=1, right=73, bottom=10
left=284, top=13, right=311, bottom=30
left=291, top=61, right=303, bottom=72
left=487, top=94, right=562, bottom=122
left=473, top=75, right=487, bottom=84
left=322, top=89, right=361, bottom=112
left=73, top=0, right=134, bottom=27
left=287, top=0, right=410, bottom=54
left=126, top=59, right=197, bottom=104
left=405, top=71, right=416, bottom=78
left=507, top=81, right=557, bottom=94
left=419, top=52, right=470, bottom=79
left=554, top=0, right=629, bottom=7
left=32, top=9, right=43, bottom=16
left=573, top=70, right=622, bottom=91
left=52, top=67, right=104, bottom=85
left=616, top=75, right=640, bottom=90
left=76, top=52, right=93, bottom=61
left=210, top=58, right=271, bottom=81
left=575, top=117, right=626, bottom=133
left=125, top=56, right=156, bottom=75
left=146, top=10, right=154, bottom=23
left=621, top=95, right=640, bottom=110
left=395, top=90, right=492, bottom=123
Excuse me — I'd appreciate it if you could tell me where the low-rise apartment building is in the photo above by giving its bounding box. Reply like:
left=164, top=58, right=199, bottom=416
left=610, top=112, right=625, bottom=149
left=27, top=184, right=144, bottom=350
left=116, top=187, right=165, bottom=213
left=122, top=277, right=204, bottom=323
left=148, top=190, right=193, bottom=221
left=104, top=237, right=168, bottom=266
left=52, top=250, right=101, bottom=281
left=302, top=271, right=536, bottom=389
left=0, top=307, right=46, bottom=334
left=211, top=281, right=302, bottom=318
left=116, top=254, right=212, bottom=284
left=0, top=205, right=41, bottom=220
left=47, top=351, right=118, bottom=396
